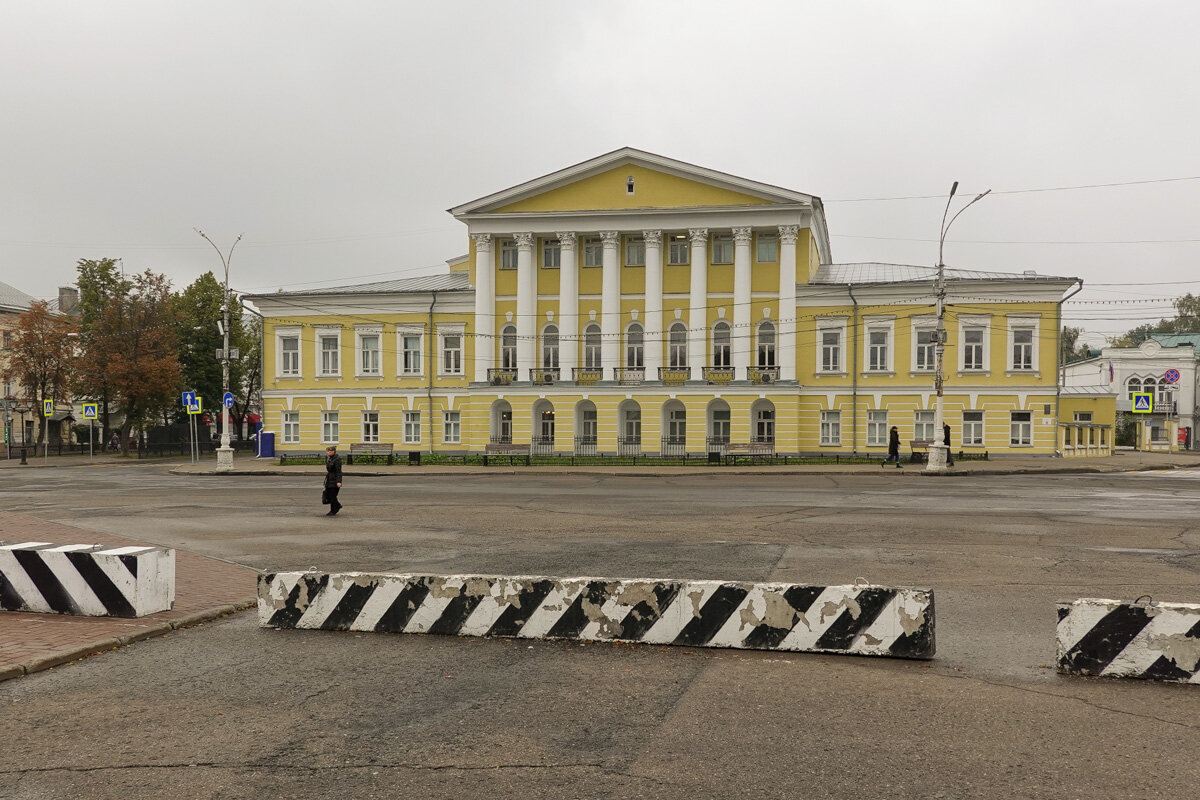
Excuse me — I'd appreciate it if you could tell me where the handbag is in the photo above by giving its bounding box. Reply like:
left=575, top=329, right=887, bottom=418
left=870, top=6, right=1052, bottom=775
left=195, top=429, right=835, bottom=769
left=321, top=487, right=330, bottom=505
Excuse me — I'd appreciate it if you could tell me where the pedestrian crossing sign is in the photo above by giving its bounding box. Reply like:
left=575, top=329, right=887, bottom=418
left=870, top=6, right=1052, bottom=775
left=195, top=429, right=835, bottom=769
left=82, top=403, right=98, bottom=420
left=1132, top=393, right=1153, bottom=413
left=43, top=400, right=53, bottom=417
left=187, top=396, right=202, bottom=415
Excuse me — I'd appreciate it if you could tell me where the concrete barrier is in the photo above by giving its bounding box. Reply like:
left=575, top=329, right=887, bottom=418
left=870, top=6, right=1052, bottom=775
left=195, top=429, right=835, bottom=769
left=0, top=541, right=175, bottom=618
left=1057, top=597, right=1200, bottom=683
left=258, top=572, right=935, bottom=659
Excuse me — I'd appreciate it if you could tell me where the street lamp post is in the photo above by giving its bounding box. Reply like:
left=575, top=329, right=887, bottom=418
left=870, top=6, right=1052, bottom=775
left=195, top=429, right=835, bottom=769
left=196, top=229, right=243, bottom=473
left=928, top=182, right=990, bottom=473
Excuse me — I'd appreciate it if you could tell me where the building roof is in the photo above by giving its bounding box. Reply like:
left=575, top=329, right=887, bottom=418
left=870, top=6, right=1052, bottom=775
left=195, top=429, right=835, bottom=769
left=245, top=271, right=471, bottom=299
left=810, top=263, right=1077, bottom=285
left=1060, top=384, right=1115, bottom=396
left=1150, top=333, right=1200, bottom=349
left=0, top=280, right=36, bottom=314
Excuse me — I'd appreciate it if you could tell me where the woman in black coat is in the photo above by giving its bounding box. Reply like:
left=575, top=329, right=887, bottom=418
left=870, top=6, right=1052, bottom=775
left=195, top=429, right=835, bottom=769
left=323, top=445, right=343, bottom=516
left=882, top=426, right=902, bottom=468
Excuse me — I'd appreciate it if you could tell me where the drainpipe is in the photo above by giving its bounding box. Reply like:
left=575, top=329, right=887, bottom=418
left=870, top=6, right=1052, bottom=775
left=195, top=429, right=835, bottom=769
left=847, top=283, right=859, bottom=453
left=1055, top=278, right=1084, bottom=456
left=427, top=290, right=438, bottom=455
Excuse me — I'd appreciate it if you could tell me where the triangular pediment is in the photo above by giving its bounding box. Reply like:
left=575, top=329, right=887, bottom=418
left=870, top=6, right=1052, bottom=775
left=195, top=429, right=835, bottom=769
left=449, top=148, right=817, bottom=217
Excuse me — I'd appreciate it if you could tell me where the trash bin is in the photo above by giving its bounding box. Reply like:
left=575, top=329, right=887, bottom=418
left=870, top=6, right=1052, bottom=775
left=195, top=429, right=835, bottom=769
left=408, top=450, right=421, bottom=465
left=257, top=431, right=275, bottom=458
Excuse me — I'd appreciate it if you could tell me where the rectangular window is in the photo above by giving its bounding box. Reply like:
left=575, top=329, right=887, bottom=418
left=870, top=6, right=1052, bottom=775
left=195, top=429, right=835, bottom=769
left=542, top=239, right=561, bottom=269
left=1074, top=411, right=1093, bottom=423
left=667, top=234, right=689, bottom=265
left=280, top=336, right=300, bottom=376
left=868, top=329, right=889, bottom=371
left=914, top=410, right=935, bottom=442
left=319, top=335, right=340, bottom=375
left=820, top=411, right=841, bottom=446
left=321, top=411, right=339, bottom=444
left=1012, top=328, right=1034, bottom=370
left=443, top=411, right=461, bottom=444
left=282, top=411, right=300, bottom=444
left=915, top=329, right=935, bottom=372
left=359, top=334, right=381, bottom=376
left=756, top=233, right=778, bottom=263
left=441, top=333, right=463, bottom=374
left=624, top=236, right=645, bottom=267
left=499, top=239, right=517, bottom=270
left=963, top=328, right=984, bottom=370
left=362, top=411, right=379, bottom=443
left=963, top=411, right=984, bottom=446
left=867, top=410, right=888, bottom=447
left=821, top=329, right=842, bottom=372
left=583, top=236, right=603, bottom=268
left=711, top=234, right=733, bottom=265
left=401, top=333, right=422, bottom=375
left=1010, top=411, right=1032, bottom=446
left=404, top=411, right=421, bottom=444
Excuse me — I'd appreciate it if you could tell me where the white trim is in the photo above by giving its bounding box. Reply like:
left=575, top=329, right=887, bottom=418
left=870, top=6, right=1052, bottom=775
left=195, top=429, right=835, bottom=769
left=437, top=323, right=466, bottom=377
left=354, top=325, right=383, bottom=379
left=315, top=326, right=342, bottom=378
left=958, top=315, right=991, bottom=374
left=816, top=317, right=847, bottom=375
left=275, top=326, right=302, bottom=379
left=1006, top=314, right=1040, bottom=373
left=863, top=317, right=895, bottom=374
left=396, top=325, right=425, bottom=377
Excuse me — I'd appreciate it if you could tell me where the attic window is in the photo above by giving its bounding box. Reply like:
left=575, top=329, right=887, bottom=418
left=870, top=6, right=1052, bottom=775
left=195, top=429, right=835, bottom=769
left=626, top=176, right=635, bottom=195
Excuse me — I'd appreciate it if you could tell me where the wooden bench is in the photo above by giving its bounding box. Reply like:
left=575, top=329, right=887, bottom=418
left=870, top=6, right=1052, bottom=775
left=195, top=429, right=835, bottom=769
left=348, top=442, right=395, bottom=465
left=483, top=442, right=531, bottom=465
left=724, top=442, right=775, bottom=463
left=908, top=440, right=933, bottom=463
left=278, top=450, right=326, bottom=465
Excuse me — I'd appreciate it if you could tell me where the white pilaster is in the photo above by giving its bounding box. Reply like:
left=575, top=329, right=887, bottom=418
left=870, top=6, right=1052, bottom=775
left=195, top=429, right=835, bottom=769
left=515, top=232, right=536, bottom=380
left=733, top=226, right=752, bottom=379
left=643, top=229, right=663, bottom=379
left=600, top=231, right=621, bottom=380
left=472, top=233, right=494, bottom=383
left=687, top=228, right=708, bottom=378
left=778, top=225, right=799, bottom=382
left=557, top=231, right=578, bottom=381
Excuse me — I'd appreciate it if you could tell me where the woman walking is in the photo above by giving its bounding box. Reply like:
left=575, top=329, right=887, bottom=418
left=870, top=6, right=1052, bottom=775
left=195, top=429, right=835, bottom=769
left=323, top=445, right=343, bottom=516
left=882, top=426, right=902, bottom=468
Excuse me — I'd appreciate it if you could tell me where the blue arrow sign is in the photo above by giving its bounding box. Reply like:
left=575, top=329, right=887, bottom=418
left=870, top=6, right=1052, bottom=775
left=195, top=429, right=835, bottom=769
left=223, top=392, right=235, bottom=409
left=182, top=391, right=196, bottom=407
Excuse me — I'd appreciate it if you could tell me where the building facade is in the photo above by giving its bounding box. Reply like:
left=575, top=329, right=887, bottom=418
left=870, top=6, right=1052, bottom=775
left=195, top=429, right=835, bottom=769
left=251, top=148, right=1099, bottom=458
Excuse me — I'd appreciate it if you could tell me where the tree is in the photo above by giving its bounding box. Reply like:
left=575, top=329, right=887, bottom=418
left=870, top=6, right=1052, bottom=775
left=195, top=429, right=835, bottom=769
left=6, top=301, right=76, bottom=444
left=74, top=258, right=131, bottom=438
left=1111, top=293, right=1200, bottom=346
left=1060, top=326, right=1092, bottom=364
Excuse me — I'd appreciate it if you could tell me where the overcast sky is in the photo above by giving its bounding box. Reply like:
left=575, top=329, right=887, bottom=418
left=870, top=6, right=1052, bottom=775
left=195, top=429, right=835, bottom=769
left=3, top=1, right=1198, bottom=345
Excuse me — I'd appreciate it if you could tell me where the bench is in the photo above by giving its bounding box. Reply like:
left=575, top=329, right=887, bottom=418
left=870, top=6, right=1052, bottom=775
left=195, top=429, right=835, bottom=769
left=278, top=450, right=326, bottom=465
left=908, top=440, right=933, bottom=463
left=724, top=442, right=775, bottom=463
left=348, top=442, right=395, bottom=465
left=483, top=442, right=531, bottom=466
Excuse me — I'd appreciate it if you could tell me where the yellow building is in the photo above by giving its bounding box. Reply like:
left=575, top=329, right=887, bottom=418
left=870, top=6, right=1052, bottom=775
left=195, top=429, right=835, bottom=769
left=249, top=148, right=1102, bottom=460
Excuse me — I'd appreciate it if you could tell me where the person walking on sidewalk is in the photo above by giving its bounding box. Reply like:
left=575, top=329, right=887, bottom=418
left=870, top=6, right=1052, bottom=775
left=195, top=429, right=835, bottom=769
left=882, top=426, right=903, bottom=468
left=943, top=422, right=955, bottom=467
left=323, top=445, right=343, bottom=516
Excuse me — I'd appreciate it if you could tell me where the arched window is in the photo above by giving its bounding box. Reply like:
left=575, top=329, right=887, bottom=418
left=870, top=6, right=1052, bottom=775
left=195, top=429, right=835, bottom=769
left=542, top=325, right=559, bottom=369
left=626, top=323, right=644, bottom=368
left=668, top=322, right=688, bottom=368
left=712, top=321, right=731, bottom=367
left=500, top=325, right=517, bottom=370
left=584, top=324, right=602, bottom=369
left=757, top=321, right=776, bottom=368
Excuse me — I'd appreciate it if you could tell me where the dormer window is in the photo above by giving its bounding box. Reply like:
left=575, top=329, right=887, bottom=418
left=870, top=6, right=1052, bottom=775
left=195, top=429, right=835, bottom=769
left=626, top=176, right=635, bottom=195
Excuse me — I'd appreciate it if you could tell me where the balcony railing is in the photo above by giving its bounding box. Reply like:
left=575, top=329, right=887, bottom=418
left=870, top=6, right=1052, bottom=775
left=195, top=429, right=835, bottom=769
left=659, top=366, right=691, bottom=385
left=530, top=368, right=560, bottom=385
left=531, top=436, right=555, bottom=456
left=574, top=436, right=597, bottom=456
left=703, top=366, right=734, bottom=384
left=615, top=367, right=644, bottom=385
left=487, top=368, right=517, bottom=386
left=489, top=434, right=513, bottom=445
left=617, top=436, right=642, bottom=457
left=573, top=366, right=603, bottom=385
left=748, top=366, right=780, bottom=385
left=660, top=436, right=687, bottom=457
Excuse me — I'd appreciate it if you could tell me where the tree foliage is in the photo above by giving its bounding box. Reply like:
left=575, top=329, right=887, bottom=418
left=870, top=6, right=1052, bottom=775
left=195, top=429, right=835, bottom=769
left=1111, top=293, right=1200, bottom=346
left=1060, top=325, right=1092, bottom=364
left=6, top=301, right=77, bottom=444
left=74, top=258, right=131, bottom=433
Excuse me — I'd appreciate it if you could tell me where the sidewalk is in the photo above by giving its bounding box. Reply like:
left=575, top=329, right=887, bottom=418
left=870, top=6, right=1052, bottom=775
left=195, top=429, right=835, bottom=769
left=0, top=513, right=257, bottom=682
left=171, top=449, right=1200, bottom=478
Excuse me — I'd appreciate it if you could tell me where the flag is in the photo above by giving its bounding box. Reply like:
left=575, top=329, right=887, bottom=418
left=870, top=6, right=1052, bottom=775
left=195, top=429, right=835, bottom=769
left=1108, top=362, right=1114, bottom=383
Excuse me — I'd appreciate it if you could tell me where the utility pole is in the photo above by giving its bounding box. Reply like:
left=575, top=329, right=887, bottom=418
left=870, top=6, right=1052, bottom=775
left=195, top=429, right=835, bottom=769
left=196, top=229, right=242, bottom=473
left=928, top=182, right=990, bottom=473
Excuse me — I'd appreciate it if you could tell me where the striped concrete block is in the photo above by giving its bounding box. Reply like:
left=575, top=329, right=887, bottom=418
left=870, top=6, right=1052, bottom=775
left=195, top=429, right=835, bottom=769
left=258, top=572, right=935, bottom=659
left=0, top=541, right=175, bottom=618
left=1057, top=598, right=1200, bottom=684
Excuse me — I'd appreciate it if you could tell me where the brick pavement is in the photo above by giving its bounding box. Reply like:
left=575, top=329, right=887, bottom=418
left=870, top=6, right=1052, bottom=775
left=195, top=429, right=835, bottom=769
left=0, top=512, right=257, bottom=681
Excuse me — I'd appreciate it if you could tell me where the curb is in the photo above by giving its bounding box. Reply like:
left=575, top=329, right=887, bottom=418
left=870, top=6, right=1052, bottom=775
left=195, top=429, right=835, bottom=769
left=1, top=600, right=255, bottom=683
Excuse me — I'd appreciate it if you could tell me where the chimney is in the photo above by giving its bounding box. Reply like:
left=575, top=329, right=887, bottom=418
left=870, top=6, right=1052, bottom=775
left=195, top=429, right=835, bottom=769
left=58, top=286, right=79, bottom=314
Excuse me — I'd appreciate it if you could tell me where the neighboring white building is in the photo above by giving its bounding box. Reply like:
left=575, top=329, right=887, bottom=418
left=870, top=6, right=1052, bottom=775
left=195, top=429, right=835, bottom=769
left=1064, top=334, right=1200, bottom=450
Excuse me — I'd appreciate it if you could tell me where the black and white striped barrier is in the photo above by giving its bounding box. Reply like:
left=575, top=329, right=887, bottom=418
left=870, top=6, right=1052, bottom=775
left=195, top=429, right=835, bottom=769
left=258, top=572, right=935, bottom=659
left=0, top=541, right=175, bottom=618
left=1057, top=598, right=1200, bottom=684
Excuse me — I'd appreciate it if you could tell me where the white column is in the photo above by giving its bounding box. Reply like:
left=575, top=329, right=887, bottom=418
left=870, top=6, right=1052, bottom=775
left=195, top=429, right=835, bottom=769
left=557, top=232, right=578, bottom=381
left=643, top=229, right=663, bottom=379
left=514, top=232, right=536, bottom=380
left=687, top=228, right=708, bottom=378
left=778, top=225, right=799, bottom=382
left=733, top=226, right=752, bottom=379
left=600, top=230, right=621, bottom=380
left=472, top=233, right=494, bottom=383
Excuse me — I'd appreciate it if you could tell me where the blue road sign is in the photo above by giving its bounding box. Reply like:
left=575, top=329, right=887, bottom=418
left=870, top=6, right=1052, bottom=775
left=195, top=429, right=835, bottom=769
left=187, top=396, right=202, bottom=415
left=82, top=403, right=98, bottom=420
left=182, top=391, right=196, bottom=407
left=1132, top=393, right=1153, bottom=413
left=223, top=392, right=235, bottom=409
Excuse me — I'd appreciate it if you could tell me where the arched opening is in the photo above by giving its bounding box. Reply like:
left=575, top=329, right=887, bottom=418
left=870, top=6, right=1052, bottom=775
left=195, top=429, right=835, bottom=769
left=619, top=400, right=642, bottom=456
left=757, top=321, right=776, bottom=369
left=707, top=398, right=731, bottom=454
left=500, top=325, right=517, bottom=371
left=752, top=399, right=776, bottom=447
left=490, top=400, right=513, bottom=444
left=584, top=323, right=602, bottom=370
left=532, top=399, right=555, bottom=455
left=625, top=322, right=644, bottom=369
left=668, top=322, right=688, bottom=368
left=575, top=400, right=598, bottom=455
left=662, top=400, right=687, bottom=456
left=712, top=321, right=731, bottom=368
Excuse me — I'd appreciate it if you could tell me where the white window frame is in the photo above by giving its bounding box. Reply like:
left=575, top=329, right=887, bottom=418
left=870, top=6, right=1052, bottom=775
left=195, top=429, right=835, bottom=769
left=867, top=410, right=888, bottom=447
left=282, top=411, right=300, bottom=444
left=667, top=233, right=689, bottom=266
left=443, top=411, right=461, bottom=444
left=541, top=238, right=561, bottom=270
left=958, top=316, right=991, bottom=373
left=863, top=318, right=895, bottom=374
left=362, top=410, right=380, bottom=443
left=356, top=327, right=383, bottom=378
left=583, top=324, right=602, bottom=368
left=275, top=326, right=301, bottom=379
left=625, top=323, right=644, bottom=368
left=438, top=324, right=465, bottom=376
left=914, top=410, right=935, bottom=442
left=1010, top=411, right=1032, bottom=446
left=712, top=321, right=731, bottom=368
left=668, top=322, right=688, bottom=368
left=624, top=235, right=645, bottom=267
left=1006, top=316, right=1040, bottom=374
left=816, top=318, right=847, bottom=374
left=820, top=410, right=841, bottom=446
left=963, top=411, right=984, bottom=446
left=397, top=325, right=424, bottom=377
left=582, top=236, right=603, bottom=268
left=911, top=317, right=936, bottom=374
left=499, top=239, right=517, bottom=270
left=755, top=233, right=778, bottom=263
left=321, top=411, right=339, bottom=444
left=403, top=411, right=421, bottom=445
left=757, top=321, right=776, bottom=368
left=499, top=324, right=518, bottom=370
left=316, top=327, right=342, bottom=377
left=710, top=233, right=733, bottom=265
left=541, top=324, right=559, bottom=370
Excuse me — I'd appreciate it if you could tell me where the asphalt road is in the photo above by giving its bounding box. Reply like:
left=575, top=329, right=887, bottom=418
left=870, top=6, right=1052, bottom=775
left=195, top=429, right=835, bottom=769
left=2, top=463, right=1199, bottom=799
